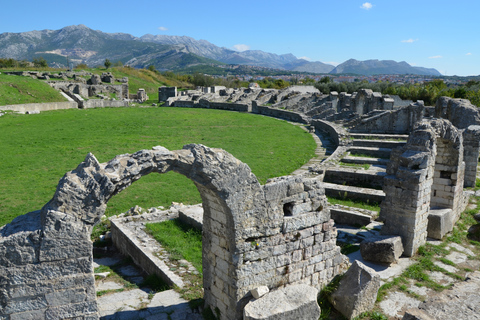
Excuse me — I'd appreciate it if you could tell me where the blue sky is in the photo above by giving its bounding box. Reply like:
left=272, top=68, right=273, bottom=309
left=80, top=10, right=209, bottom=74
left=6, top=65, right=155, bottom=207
left=1, top=1, right=479, bottom=76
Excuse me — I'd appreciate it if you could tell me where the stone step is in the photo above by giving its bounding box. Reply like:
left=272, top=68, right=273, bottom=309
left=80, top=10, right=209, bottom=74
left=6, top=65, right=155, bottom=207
left=323, top=182, right=385, bottom=204
left=324, top=166, right=387, bottom=190
left=352, top=139, right=406, bottom=149
left=330, top=205, right=377, bottom=227
left=341, top=155, right=390, bottom=166
left=349, top=133, right=408, bottom=141
left=348, top=146, right=392, bottom=159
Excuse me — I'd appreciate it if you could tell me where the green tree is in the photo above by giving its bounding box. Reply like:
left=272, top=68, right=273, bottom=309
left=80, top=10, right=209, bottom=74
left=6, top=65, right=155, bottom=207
left=104, top=59, right=112, bottom=69
left=33, top=57, right=48, bottom=68
left=319, top=76, right=332, bottom=84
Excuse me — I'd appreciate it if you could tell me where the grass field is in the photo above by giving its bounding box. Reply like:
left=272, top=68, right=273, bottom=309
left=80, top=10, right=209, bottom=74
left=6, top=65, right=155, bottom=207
left=0, top=107, right=316, bottom=226
left=0, top=73, right=67, bottom=105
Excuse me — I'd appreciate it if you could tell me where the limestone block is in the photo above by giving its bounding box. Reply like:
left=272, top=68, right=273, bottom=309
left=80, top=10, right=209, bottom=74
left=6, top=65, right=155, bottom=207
left=330, top=208, right=372, bottom=226
left=250, top=286, right=269, bottom=299
left=402, top=309, right=435, bottom=320
left=427, top=208, right=453, bottom=240
left=329, top=260, right=380, bottom=319
left=244, top=284, right=320, bottom=320
left=360, top=235, right=404, bottom=264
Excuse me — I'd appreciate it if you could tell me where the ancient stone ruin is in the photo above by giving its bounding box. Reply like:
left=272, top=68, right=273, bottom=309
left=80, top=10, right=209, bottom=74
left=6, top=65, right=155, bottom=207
left=2, top=80, right=480, bottom=319
left=0, top=144, right=349, bottom=320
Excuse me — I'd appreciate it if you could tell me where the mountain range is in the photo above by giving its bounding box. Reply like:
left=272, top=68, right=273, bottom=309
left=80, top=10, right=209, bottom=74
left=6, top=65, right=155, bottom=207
left=0, top=25, right=442, bottom=76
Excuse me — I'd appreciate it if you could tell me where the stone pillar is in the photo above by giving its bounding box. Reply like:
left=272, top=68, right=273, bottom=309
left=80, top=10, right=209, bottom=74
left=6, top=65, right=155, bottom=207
left=463, top=125, right=480, bottom=187
left=329, top=91, right=338, bottom=111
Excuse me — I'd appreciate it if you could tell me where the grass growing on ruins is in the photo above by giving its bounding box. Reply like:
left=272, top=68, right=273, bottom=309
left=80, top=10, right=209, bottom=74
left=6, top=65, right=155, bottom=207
left=0, top=73, right=67, bottom=105
left=339, top=161, right=371, bottom=170
left=146, top=219, right=203, bottom=273
left=88, top=66, right=192, bottom=102
left=145, top=219, right=204, bottom=301
left=0, top=107, right=315, bottom=226
left=326, top=196, right=380, bottom=213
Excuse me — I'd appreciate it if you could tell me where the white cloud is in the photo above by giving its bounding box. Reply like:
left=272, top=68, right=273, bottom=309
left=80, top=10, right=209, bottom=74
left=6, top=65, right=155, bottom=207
left=361, top=2, right=373, bottom=10
left=466, top=52, right=472, bottom=56
left=158, top=26, right=168, bottom=31
left=233, top=44, right=250, bottom=52
left=429, top=55, right=442, bottom=59
left=298, top=56, right=311, bottom=61
left=326, top=61, right=340, bottom=66
left=402, top=38, right=418, bottom=43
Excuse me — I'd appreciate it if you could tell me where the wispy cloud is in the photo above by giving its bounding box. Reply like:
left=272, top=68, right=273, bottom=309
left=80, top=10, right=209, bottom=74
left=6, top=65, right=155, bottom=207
left=402, top=38, right=418, bottom=43
left=361, top=2, right=373, bottom=10
left=233, top=44, right=250, bottom=52
left=326, top=61, right=340, bottom=66
left=298, top=56, right=311, bottom=61
left=158, top=26, right=168, bottom=31
left=466, top=52, right=472, bottom=56
left=429, top=55, right=442, bottom=59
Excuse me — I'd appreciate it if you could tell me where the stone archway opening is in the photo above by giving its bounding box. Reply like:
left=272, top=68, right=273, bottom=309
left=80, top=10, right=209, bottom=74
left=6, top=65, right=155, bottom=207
left=1, top=144, right=349, bottom=320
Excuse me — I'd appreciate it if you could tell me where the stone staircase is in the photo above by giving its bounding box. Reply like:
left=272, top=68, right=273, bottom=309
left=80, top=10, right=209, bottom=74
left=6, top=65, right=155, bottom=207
left=322, top=133, right=408, bottom=224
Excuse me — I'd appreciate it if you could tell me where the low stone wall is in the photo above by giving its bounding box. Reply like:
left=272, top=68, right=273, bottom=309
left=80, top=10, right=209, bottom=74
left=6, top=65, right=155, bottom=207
left=84, top=99, right=129, bottom=108
left=0, top=101, right=77, bottom=113
left=311, top=119, right=350, bottom=147
left=253, top=104, right=310, bottom=124
left=110, top=211, right=184, bottom=288
left=170, top=99, right=250, bottom=112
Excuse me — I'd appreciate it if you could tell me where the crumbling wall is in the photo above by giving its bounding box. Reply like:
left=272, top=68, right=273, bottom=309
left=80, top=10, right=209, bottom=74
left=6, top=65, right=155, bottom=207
left=463, top=125, right=480, bottom=187
left=253, top=103, right=310, bottom=123
left=349, top=101, right=425, bottom=134
left=49, top=81, right=129, bottom=99
left=0, top=144, right=348, bottom=320
left=159, top=86, right=177, bottom=102
left=435, top=97, right=480, bottom=187
left=381, top=119, right=465, bottom=256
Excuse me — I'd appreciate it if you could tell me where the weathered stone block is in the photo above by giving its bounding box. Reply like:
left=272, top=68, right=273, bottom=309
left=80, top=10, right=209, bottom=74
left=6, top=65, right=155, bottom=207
left=427, top=208, right=453, bottom=240
left=244, top=284, right=320, bottom=320
left=330, top=208, right=372, bottom=226
left=360, top=235, right=404, bottom=264
left=329, top=260, right=380, bottom=319
left=250, top=286, right=269, bottom=299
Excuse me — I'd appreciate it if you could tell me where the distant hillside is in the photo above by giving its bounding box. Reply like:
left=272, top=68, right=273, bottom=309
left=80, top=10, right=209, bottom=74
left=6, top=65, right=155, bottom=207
left=0, top=25, right=217, bottom=71
left=330, top=59, right=442, bottom=76
left=0, top=25, right=441, bottom=76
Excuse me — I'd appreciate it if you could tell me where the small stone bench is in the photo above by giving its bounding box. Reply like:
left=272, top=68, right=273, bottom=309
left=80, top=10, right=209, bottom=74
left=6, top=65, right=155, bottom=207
left=360, top=235, right=404, bottom=264
left=427, top=208, right=453, bottom=240
left=243, top=284, right=320, bottom=320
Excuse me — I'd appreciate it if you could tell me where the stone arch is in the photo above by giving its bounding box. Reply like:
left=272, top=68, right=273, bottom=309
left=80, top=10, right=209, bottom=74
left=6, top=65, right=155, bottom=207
left=381, top=119, right=465, bottom=256
left=45, top=144, right=267, bottom=319
left=1, top=144, right=349, bottom=320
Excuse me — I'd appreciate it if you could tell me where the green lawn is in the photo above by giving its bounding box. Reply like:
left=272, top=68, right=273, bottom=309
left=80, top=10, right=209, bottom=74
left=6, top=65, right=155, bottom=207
left=0, top=107, right=316, bottom=226
left=0, top=73, right=67, bottom=105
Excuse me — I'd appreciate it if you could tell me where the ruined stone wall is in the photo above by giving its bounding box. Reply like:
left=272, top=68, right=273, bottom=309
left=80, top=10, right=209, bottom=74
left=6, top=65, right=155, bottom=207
left=381, top=119, right=465, bottom=256
left=349, top=101, right=425, bottom=134
left=463, top=125, right=480, bottom=187
left=253, top=104, right=310, bottom=123
left=49, top=82, right=129, bottom=99
left=0, top=145, right=348, bottom=320
left=435, top=97, right=480, bottom=129
left=0, top=101, right=78, bottom=113
left=159, top=86, right=177, bottom=102
left=311, top=119, right=350, bottom=148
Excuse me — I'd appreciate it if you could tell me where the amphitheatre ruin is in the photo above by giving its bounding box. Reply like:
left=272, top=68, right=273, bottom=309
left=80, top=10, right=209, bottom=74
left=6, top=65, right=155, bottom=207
left=1, top=71, right=480, bottom=320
